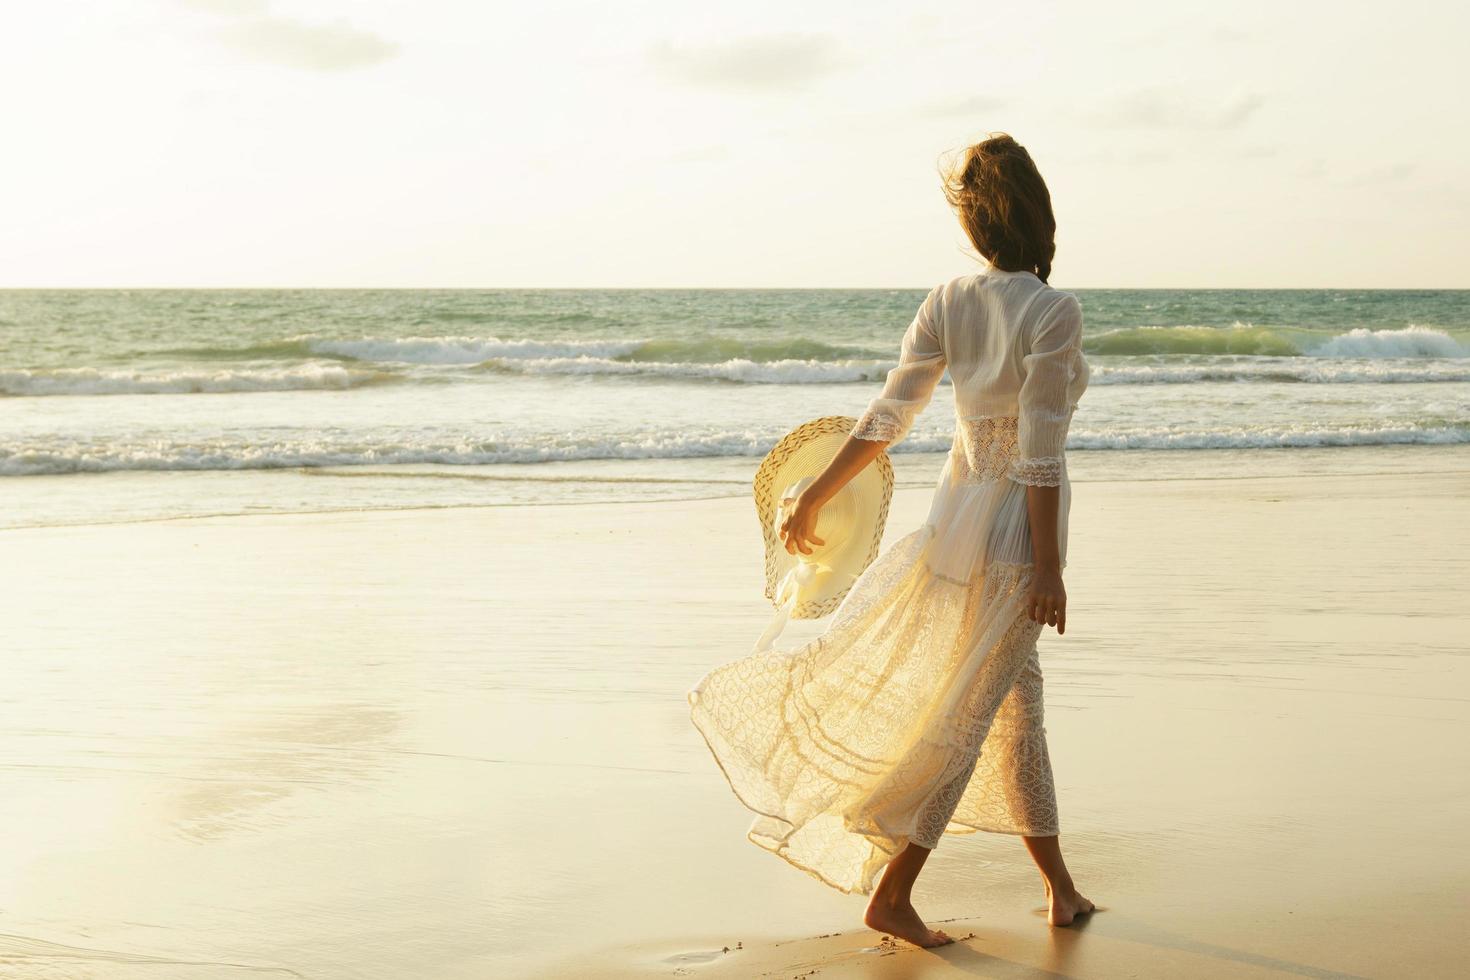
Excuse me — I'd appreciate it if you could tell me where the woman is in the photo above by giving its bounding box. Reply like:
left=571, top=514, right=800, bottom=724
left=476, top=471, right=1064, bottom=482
left=688, top=133, right=1095, bottom=948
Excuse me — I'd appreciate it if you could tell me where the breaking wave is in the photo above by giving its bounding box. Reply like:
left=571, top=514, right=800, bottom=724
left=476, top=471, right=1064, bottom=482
left=5, top=422, right=1466, bottom=475
left=1084, top=323, right=1466, bottom=358
left=0, top=364, right=388, bottom=397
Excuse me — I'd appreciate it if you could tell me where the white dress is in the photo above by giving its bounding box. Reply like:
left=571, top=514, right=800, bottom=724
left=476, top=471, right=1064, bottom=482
left=688, top=266, right=1091, bottom=895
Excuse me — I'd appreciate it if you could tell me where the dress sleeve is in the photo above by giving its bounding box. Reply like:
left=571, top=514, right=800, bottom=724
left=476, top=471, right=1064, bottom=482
left=1009, top=293, right=1086, bottom=487
left=851, top=285, right=946, bottom=446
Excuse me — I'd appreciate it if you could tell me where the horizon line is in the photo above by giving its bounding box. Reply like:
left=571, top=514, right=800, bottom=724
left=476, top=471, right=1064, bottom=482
left=2, top=284, right=1467, bottom=291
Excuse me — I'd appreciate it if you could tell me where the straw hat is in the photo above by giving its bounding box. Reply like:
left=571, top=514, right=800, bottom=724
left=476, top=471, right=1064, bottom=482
left=751, top=416, right=894, bottom=652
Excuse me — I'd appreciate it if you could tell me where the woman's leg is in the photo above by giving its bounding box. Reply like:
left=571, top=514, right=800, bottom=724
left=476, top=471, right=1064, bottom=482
left=972, top=642, right=1095, bottom=926
left=1022, top=835, right=1095, bottom=926
left=863, top=842, right=955, bottom=947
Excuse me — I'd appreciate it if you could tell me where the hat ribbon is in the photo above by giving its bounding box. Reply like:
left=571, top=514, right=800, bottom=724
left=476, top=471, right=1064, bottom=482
left=751, top=558, right=855, bottom=654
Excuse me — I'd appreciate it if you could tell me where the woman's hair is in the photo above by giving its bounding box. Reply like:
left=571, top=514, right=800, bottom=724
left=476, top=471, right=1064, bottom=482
left=942, top=133, right=1057, bottom=283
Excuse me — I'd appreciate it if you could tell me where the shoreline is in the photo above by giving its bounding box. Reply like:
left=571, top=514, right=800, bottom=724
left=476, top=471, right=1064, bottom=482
left=5, top=441, right=1469, bottom=533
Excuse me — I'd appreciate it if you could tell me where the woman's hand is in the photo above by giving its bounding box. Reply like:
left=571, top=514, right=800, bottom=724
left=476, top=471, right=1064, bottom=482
left=1027, top=565, right=1067, bottom=634
left=779, top=492, right=826, bottom=556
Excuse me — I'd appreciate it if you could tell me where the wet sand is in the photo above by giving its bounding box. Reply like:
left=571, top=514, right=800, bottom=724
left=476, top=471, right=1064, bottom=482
left=2, top=453, right=1467, bottom=978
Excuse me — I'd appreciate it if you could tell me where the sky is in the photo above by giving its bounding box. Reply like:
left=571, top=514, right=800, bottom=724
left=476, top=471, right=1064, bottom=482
left=0, top=0, right=1466, bottom=288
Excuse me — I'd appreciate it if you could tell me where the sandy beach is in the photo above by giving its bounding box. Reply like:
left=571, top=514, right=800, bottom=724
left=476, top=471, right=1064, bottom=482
left=2, top=448, right=1467, bottom=979
left=7, top=3, right=1468, bottom=977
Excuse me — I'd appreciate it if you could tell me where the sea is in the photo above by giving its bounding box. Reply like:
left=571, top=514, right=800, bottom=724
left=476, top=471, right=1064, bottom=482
left=2, top=286, right=1468, bottom=528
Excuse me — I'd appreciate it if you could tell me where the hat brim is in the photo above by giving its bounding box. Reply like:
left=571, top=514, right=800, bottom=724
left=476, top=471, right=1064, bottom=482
left=753, top=415, right=895, bottom=620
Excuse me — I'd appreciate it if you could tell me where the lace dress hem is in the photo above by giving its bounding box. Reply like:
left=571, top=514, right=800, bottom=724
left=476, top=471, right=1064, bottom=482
left=688, top=527, right=1062, bottom=894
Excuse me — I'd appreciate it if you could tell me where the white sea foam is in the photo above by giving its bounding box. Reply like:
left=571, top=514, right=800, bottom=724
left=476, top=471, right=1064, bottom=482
left=1065, top=424, right=1470, bottom=450
left=492, top=356, right=1470, bottom=385
left=1304, top=325, right=1468, bottom=358
left=9, top=328, right=1469, bottom=397
left=0, top=364, right=386, bottom=397
left=480, top=356, right=893, bottom=384
left=303, top=335, right=643, bottom=364
left=5, top=424, right=1465, bottom=476
left=29, top=326, right=1454, bottom=396
left=304, top=326, right=1468, bottom=365
left=1089, top=360, right=1470, bottom=384
left=0, top=435, right=777, bottom=476
left=307, top=325, right=1470, bottom=368
left=1085, top=323, right=1467, bottom=359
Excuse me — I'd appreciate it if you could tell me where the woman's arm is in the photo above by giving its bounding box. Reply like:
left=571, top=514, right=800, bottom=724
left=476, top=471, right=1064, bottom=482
left=1024, top=484, right=1065, bottom=633
left=780, top=286, right=946, bottom=557
left=1013, top=293, right=1085, bottom=635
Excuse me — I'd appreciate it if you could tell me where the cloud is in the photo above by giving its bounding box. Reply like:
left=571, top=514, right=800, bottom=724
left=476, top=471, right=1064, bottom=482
left=1346, top=162, right=1415, bottom=186
left=180, top=0, right=399, bottom=71
left=1077, top=146, right=1175, bottom=167
left=1207, top=26, right=1252, bottom=44
left=648, top=34, right=848, bottom=92
left=667, top=144, right=731, bottom=163
left=918, top=94, right=1007, bottom=119
left=1297, top=159, right=1328, bottom=180
left=219, top=16, right=399, bottom=71
left=179, top=0, right=268, bottom=14
left=1096, top=86, right=1265, bottom=130
left=1294, top=160, right=1414, bottom=186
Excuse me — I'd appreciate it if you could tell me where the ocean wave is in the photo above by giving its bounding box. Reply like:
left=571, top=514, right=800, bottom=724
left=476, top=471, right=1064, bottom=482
left=160, top=332, right=879, bottom=366
left=303, top=335, right=644, bottom=364
left=621, top=336, right=876, bottom=362
left=1305, top=325, right=1467, bottom=358
left=1085, top=323, right=1467, bottom=358
left=295, top=333, right=878, bottom=366
left=312, top=325, right=1470, bottom=382
left=15, top=352, right=1462, bottom=394
left=1089, top=360, right=1470, bottom=384
left=479, top=355, right=892, bottom=384
left=1065, top=424, right=1470, bottom=450
left=1085, top=324, right=1301, bottom=356
left=488, top=355, right=1470, bottom=385
left=0, top=434, right=786, bottom=476
left=5, top=424, right=1465, bottom=475
left=0, top=364, right=390, bottom=397
left=489, top=352, right=1470, bottom=385
left=25, top=326, right=1470, bottom=396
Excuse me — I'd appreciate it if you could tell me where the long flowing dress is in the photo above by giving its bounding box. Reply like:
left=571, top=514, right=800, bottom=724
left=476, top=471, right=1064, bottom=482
left=688, top=265, right=1091, bottom=896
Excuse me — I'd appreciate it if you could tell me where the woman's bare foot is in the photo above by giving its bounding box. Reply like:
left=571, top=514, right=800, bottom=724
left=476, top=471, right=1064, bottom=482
left=863, top=897, right=955, bottom=948
left=1043, top=880, right=1096, bottom=926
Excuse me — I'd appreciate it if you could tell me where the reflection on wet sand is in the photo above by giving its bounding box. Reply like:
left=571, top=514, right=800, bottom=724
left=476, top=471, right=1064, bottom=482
left=171, top=706, right=400, bottom=843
